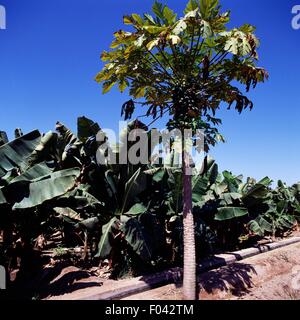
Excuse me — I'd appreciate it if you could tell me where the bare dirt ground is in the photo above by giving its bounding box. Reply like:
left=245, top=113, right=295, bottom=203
left=41, top=239, right=300, bottom=300
left=123, top=242, right=300, bottom=300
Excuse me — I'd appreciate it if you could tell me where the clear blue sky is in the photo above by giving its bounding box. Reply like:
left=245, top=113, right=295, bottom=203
left=0, top=0, right=299, bottom=185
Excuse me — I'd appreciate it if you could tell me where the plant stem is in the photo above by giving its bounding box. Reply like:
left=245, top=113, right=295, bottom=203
left=145, top=47, right=177, bottom=84
left=158, top=47, right=181, bottom=81
left=191, top=35, right=204, bottom=70
left=182, top=139, right=196, bottom=301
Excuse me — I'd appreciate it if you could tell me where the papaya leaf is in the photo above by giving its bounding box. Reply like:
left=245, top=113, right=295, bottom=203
left=184, top=0, right=199, bottom=14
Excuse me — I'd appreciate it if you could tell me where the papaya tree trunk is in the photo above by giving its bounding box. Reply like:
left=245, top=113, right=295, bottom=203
left=182, top=148, right=196, bottom=300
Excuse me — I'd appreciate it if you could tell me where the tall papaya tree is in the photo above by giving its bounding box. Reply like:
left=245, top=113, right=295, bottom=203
left=95, top=0, right=268, bottom=300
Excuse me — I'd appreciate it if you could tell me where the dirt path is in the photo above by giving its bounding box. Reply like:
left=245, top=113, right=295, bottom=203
left=43, top=240, right=300, bottom=300
left=122, top=242, right=300, bottom=300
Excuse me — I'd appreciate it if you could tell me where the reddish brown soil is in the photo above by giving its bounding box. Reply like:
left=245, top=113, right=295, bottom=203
left=123, top=242, right=300, bottom=300
left=41, top=236, right=300, bottom=300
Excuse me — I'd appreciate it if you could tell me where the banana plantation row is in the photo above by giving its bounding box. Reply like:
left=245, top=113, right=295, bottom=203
left=0, top=118, right=299, bottom=281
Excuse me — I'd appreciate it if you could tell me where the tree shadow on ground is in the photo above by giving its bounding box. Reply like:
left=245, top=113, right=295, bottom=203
left=138, top=256, right=257, bottom=300
left=9, top=260, right=102, bottom=299
left=198, top=262, right=257, bottom=297
left=38, top=269, right=102, bottom=299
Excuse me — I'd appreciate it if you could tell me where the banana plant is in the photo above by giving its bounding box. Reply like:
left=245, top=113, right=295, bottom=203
left=0, top=131, right=8, bottom=146
left=0, top=118, right=106, bottom=265
left=95, top=121, right=163, bottom=266
left=246, top=179, right=300, bottom=237
left=1, top=115, right=299, bottom=289
left=0, top=130, right=41, bottom=178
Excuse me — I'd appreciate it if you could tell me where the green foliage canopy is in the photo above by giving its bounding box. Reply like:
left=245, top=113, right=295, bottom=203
left=96, top=0, right=268, bottom=146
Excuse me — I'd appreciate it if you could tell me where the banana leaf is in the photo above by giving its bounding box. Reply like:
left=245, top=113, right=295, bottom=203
left=120, top=168, right=147, bottom=214
left=32, top=168, right=80, bottom=182
left=219, top=192, right=242, bottom=206
left=192, top=158, right=219, bottom=203
left=0, top=131, right=8, bottom=145
left=0, top=169, right=19, bottom=186
left=0, top=188, right=6, bottom=205
left=0, top=130, right=41, bottom=177
left=208, top=162, right=219, bottom=185
left=192, top=174, right=209, bottom=203
left=167, top=169, right=183, bottom=215
left=124, top=203, right=148, bottom=216
left=222, top=171, right=242, bottom=193
left=277, top=214, right=296, bottom=230
left=28, top=131, right=58, bottom=166
left=57, top=185, right=104, bottom=212
left=215, top=207, right=248, bottom=221
left=248, top=215, right=273, bottom=236
left=121, top=213, right=165, bottom=263
left=95, top=217, right=121, bottom=258
left=56, top=122, right=82, bottom=165
left=13, top=168, right=80, bottom=209
left=242, top=177, right=272, bottom=207
left=121, top=216, right=153, bottom=262
left=10, top=161, right=55, bottom=183
left=76, top=217, right=100, bottom=231
left=77, top=116, right=101, bottom=142
left=54, top=207, right=82, bottom=223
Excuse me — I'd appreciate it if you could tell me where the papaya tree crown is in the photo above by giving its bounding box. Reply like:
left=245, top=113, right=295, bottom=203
left=95, top=0, right=268, bottom=150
